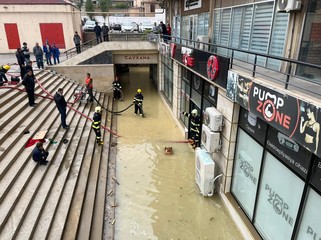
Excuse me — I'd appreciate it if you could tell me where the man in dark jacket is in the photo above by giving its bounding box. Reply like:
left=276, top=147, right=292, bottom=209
left=22, top=42, right=31, bottom=64
left=92, top=106, right=103, bottom=145
left=159, top=21, right=168, bottom=42
left=22, top=69, right=36, bottom=107
left=43, top=40, right=52, bottom=65
left=16, top=47, right=26, bottom=78
left=94, top=22, right=102, bottom=44
left=102, top=23, right=109, bottom=42
left=32, top=142, right=49, bottom=165
left=73, top=31, right=81, bottom=54
left=54, top=88, right=69, bottom=129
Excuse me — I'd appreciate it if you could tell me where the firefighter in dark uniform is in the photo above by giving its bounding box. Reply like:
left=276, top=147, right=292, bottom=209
left=133, top=88, right=144, bottom=117
left=182, top=109, right=201, bottom=149
left=0, top=65, right=10, bottom=85
left=112, top=76, right=122, bottom=100
left=92, top=106, right=103, bottom=145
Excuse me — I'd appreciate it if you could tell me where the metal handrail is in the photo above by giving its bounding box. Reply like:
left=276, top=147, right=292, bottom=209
left=170, top=35, right=321, bottom=97
left=63, top=32, right=159, bottom=60
left=62, top=33, right=321, bottom=97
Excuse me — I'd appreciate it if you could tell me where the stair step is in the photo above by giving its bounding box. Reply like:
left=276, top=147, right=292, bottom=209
left=0, top=68, right=112, bottom=240
left=34, top=92, right=101, bottom=240
left=14, top=93, right=90, bottom=239
left=90, top=94, right=113, bottom=240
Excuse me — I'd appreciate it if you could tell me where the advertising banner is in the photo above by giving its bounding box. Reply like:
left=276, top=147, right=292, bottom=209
left=266, top=126, right=311, bottom=179
left=238, top=108, right=268, bottom=145
left=171, top=43, right=229, bottom=89
left=232, top=75, right=321, bottom=158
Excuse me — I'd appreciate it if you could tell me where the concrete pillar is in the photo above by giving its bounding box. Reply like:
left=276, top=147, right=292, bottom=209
left=172, top=61, right=182, bottom=118
left=211, top=88, right=240, bottom=193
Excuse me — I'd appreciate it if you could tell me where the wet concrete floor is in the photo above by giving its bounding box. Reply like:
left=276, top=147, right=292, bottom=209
left=114, top=66, right=243, bottom=240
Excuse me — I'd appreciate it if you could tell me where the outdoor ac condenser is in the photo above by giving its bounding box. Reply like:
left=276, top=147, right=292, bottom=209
left=201, top=124, right=221, bottom=153
left=195, top=148, right=215, bottom=197
left=203, top=107, right=223, bottom=132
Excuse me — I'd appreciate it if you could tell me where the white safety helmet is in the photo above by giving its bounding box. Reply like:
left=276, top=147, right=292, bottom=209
left=191, top=109, right=198, bottom=116
left=95, top=106, right=102, bottom=113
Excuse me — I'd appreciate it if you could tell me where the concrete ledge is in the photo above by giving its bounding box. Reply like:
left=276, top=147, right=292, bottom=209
left=220, top=192, right=262, bottom=240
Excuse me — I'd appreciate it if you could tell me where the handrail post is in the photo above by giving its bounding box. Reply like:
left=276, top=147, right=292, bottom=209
left=230, top=50, right=234, bottom=69
left=253, top=55, right=257, bottom=78
left=285, top=63, right=292, bottom=89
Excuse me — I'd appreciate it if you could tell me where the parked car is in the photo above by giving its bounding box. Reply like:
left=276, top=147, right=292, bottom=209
left=139, top=22, right=154, bottom=33
left=82, top=20, right=96, bottom=32
left=112, top=24, right=122, bottom=32
left=121, top=22, right=138, bottom=33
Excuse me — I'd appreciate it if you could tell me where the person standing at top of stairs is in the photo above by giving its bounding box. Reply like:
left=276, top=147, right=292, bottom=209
left=85, top=73, right=94, bottom=102
left=54, top=88, right=69, bottom=129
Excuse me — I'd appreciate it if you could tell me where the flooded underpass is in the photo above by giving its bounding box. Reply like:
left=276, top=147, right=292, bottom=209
left=113, top=66, right=243, bottom=240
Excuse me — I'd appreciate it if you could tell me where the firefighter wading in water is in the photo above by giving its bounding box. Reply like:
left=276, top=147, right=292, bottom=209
left=92, top=106, right=104, bottom=145
left=133, top=88, right=144, bottom=117
left=182, top=109, right=201, bottom=149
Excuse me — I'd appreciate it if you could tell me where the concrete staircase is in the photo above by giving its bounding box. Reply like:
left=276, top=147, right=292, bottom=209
left=0, top=70, right=114, bottom=240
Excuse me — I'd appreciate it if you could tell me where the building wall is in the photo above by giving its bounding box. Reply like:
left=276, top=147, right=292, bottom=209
left=0, top=4, right=82, bottom=53
left=47, top=64, right=114, bottom=92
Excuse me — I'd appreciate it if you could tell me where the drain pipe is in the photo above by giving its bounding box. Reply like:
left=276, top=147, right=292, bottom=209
left=207, top=174, right=223, bottom=197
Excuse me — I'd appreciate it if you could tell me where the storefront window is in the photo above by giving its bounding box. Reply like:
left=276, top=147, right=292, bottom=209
left=180, top=76, right=190, bottom=126
left=295, top=187, right=321, bottom=240
left=162, top=55, right=173, bottom=104
left=231, top=128, right=263, bottom=219
left=254, top=152, right=305, bottom=240
left=311, top=157, right=321, bottom=192
left=203, top=81, right=217, bottom=106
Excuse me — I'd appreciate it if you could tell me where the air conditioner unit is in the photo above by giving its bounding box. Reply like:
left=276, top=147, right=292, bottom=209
left=195, top=148, right=215, bottom=196
left=203, top=107, right=223, bottom=132
left=277, top=0, right=302, bottom=12
left=201, top=124, right=221, bottom=153
left=197, top=35, right=209, bottom=51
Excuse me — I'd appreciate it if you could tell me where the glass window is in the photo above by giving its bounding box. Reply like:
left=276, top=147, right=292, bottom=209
left=295, top=188, right=321, bottom=240
left=163, top=60, right=173, bottom=103
left=267, top=12, right=289, bottom=70
left=213, top=2, right=288, bottom=69
left=172, top=16, right=181, bottom=42
left=181, top=15, right=198, bottom=45
left=266, top=126, right=311, bottom=179
left=203, top=81, right=218, bottom=106
left=231, top=128, right=264, bottom=219
left=311, top=157, right=321, bottom=192
left=297, top=0, right=321, bottom=82
left=254, top=152, right=305, bottom=240
left=238, top=108, right=268, bottom=145
left=197, top=12, right=209, bottom=36
left=180, top=74, right=191, bottom=126
left=191, top=88, right=201, bottom=109
left=192, top=74, right=202, bottom=93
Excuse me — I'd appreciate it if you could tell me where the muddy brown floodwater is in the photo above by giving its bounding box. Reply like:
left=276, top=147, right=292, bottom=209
left=114, top=66, right=243, bottom=240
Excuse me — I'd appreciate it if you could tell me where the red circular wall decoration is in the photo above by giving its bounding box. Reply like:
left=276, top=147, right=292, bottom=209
left=206, top=55, right=219, bottom=80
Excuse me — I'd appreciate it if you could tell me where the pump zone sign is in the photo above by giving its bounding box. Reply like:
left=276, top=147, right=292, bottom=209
left=234, top=77, right=321, bottom=158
